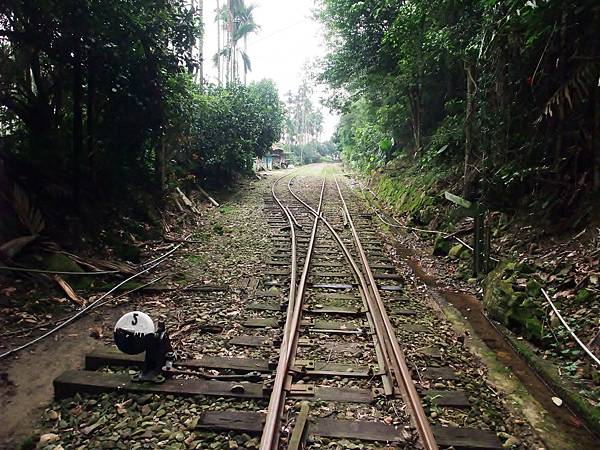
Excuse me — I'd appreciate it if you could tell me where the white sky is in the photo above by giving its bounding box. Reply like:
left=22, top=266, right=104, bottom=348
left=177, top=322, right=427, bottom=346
left=201, top=0, right=339, bottom=140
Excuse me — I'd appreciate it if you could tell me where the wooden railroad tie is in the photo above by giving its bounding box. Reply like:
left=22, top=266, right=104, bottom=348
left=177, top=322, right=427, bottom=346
left=54, top=370, right=378, bottom=403
left=194, top=411, right=502, bottom=449
left=58, top=350, right=465, bottom=402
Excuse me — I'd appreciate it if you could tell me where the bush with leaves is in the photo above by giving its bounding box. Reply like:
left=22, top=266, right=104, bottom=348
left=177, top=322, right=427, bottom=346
left=319, top=0, right=600, bottom=211
left=169, top=79, right=284, bottom=185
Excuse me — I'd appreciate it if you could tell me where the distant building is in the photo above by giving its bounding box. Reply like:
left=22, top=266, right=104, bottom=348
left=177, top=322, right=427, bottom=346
left=254, top=145, right=287, bottom=171
left=271, top=147, right=286, bottom=168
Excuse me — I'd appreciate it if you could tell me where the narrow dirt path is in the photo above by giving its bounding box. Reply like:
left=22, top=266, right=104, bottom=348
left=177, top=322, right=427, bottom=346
left=0, top=308, right=124, bottom=448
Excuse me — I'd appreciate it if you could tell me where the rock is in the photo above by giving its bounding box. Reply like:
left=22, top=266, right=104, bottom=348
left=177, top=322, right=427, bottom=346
left=184, top=416, right=198, bottom=429
left=228, top=441, right=239, bottom=449
left=502, top=436, right=520, bottom=448
left=185, top=433, right=196, bottom=445
left=136, top=394, right=155, bottom=406
left=39, top=433, right=60, bottom=445
left=448, top=244, right=465, bottom=258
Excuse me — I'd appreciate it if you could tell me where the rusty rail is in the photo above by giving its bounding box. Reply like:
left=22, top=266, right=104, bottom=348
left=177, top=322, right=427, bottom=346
left=334, top=176, right=438, bottom=450
left=287, top=175, right=399, bottom=393
left=260, top=175, right=325, bottom=450
left=286, top=173, right=438, bottom=450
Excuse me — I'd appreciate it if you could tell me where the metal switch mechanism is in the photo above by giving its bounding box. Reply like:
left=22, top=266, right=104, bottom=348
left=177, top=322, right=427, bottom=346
left=113, top=311, right=174, bottom=383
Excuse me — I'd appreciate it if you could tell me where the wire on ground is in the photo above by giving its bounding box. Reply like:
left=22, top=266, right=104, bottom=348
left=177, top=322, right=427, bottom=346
left=0, top=237, right=189, bottom=360
left=541, top=288, right=600, bottom=367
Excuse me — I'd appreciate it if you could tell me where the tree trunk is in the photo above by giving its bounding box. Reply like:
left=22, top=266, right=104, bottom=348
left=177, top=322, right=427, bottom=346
left=232, top=43, right=237, bottom=81
left=227, top=0, right=233, bottom=83
left=87, top=54, right=97, bottom=188
left=554, top=6, right=568, bottom=172
left=72, top=34, right=84, bottom=211
left=216, top=0, right=221, bottom=85
left=159, top=137, right=166, bottom=189
left=594, top=7, right=600, bottom=192
left=593, top=84, right=600, bottom=191
left=243, top=35, right=247, bottom=85
left=188, top=0, right=195, bottom=74
left=406, top=87, right=421, bottom=159
left=463, top=61, right=477, bottom=199
left=197, top=0, right=203, bottom=84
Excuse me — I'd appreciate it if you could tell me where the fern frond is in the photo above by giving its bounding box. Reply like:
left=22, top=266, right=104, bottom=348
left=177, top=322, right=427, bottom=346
left=12, top=184, right=45, bottom=235
left=538, top=61, right=600, bottom=122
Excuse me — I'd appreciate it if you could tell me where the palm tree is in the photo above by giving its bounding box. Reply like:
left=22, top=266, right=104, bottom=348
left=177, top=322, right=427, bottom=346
left=233, top=2, right=259, bottom=84
left=215, top=0, right=221, bottom=84
left=213, top=2, right=229, bottom=84
left=213, top=0, right=259, bottom=84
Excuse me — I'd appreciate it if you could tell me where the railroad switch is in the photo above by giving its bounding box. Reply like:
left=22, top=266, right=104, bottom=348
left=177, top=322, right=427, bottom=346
left=114, top=311, right=174, bottom=383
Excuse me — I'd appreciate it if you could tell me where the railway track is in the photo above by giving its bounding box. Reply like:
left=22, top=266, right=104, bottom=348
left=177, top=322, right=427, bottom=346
left=256, top=172, right=501, bottom=449
left=53, top=168, right=507, bottom=449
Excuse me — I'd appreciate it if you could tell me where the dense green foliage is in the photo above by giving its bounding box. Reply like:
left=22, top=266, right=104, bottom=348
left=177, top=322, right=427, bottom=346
left=283, top=80, right=332, bottom=165
left=170, top=78, right=284, bottom=182
left=0, top=0, right=283, bottom=237
left=319, top=0, right=600, bottom=212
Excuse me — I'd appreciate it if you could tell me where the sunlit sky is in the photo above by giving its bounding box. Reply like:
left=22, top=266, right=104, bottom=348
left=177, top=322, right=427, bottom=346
left=201, top=0, right=339, bottom=141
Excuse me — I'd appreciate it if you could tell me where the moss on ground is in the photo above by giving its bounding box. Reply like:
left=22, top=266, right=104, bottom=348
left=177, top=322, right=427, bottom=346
left=483, top=261, right=545, bottom=342
left=375, top=168, right=442, bottom=225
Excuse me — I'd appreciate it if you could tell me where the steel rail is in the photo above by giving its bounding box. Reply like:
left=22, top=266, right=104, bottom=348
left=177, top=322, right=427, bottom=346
left=0, top=266, right=121, bottom=275
left=260, top=175, right=325, bottom=450
left=334, top=176, right=438, bottom=450
left=286, top=206, right=303, bottom=230
left=288, top=174, right=438, bottom=450
left=260, top=173, right=300, bottom=450
left=286, top=176, right=398, bottom=399
left=269, top=172, right=299, bottom=339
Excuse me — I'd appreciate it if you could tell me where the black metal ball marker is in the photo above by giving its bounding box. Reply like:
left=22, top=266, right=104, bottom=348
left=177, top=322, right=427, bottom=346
left=113, top=311, right=174, bottom=383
